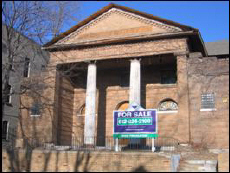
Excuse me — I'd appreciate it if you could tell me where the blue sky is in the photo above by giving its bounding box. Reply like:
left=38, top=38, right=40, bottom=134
left=73, top=1, right=229, bottom=42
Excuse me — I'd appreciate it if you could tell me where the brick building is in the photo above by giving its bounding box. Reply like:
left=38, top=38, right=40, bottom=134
left=2, top=24, right=49, bottom=141
left=17, top=4, right=229, bottom=149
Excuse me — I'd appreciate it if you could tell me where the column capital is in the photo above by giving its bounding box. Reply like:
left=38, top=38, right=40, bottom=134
left=130, top=58, right=141, bottom=62
left=173, top=51, right=189, bottom=57
left=84, top=60, right=97, bottom=64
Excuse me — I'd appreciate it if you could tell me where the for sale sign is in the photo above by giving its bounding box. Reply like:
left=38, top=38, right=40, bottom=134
left=113, top=103, right=158, bottom=138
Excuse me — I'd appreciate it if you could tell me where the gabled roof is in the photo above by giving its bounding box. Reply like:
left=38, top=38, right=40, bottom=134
left=43, top=3, right=198, bottom=48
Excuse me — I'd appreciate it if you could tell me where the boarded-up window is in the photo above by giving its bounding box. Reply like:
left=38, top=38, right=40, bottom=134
left=30, top=102, right=41, bottom=116
left=201, top=93, right=215, bottom=109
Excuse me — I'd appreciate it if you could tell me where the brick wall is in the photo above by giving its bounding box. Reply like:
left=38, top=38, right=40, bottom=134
left=2, top=149, right=171, bottom=172
left=17, top=69, right=58, bottom=144
left=57, top=76, right=75, bottom=145
left=188, top=54, right=229, bottom=148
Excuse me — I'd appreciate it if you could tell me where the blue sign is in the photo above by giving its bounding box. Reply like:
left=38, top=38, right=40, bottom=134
left=113, top=103, right=158, bottom=138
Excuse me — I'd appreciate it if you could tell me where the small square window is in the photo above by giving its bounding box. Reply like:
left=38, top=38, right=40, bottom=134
left=41, top=65, right=46, bottom=71
left=30, top=102, right=41, bottom=116
left=200, top=93, right=216, bottom=111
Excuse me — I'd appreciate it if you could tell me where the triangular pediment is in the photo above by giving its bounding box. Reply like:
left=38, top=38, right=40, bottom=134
left=55, top=8, right=182, bottom=45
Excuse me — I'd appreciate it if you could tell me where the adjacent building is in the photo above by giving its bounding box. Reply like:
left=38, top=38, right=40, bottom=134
left=2, top=24, right=49, bottom=140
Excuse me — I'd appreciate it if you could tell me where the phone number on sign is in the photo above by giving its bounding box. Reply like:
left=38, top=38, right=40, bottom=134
left=117, top=118, right=152, bottom=125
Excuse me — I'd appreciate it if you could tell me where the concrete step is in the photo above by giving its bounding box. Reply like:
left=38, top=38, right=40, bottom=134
left=178, top=160, right=217, bottom=172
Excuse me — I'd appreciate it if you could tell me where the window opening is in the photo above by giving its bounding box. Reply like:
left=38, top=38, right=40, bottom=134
left=201, top=93, right=215, bottom=110
left=23, top=57, right=30, bottom=77
left=2, top=121, right=8, bottom=140
left=158, top=99, right=178, bottom=112
left=30, top=102, right=41, bottom=116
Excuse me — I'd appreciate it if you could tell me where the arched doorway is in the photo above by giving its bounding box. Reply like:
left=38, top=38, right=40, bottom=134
left=116, top=101, right=129, bottom=111
left=115, top=101, right=130, bottom=147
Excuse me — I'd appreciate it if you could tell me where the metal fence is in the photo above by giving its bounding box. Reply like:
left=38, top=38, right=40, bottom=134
left=71, top=136, right=179, bottom=152
left=3, top=129, right=179, bottom=153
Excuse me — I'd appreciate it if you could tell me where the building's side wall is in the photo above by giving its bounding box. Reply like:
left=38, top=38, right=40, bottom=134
left=188, top=53, right=229, bottom=148
left=18, top=90, right=53, bottom=142
left=17, top=68, right=57, bottom=144
left=57, top=76, right=75, bottom=145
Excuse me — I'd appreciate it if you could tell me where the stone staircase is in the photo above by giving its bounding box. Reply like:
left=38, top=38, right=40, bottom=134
left=177, top=159, right=217, bottom=172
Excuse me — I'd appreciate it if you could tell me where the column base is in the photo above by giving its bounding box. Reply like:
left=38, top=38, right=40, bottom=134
left=84, top=144, right=95, bottom=149
left=15, top=138, right=24, bottom=148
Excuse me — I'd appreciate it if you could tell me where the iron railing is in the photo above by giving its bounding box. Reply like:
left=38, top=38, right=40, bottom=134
left=3, top=130, right=179, bottom=152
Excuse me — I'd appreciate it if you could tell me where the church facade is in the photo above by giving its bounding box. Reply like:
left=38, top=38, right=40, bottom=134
left=17, top=4, right=229, bottom=149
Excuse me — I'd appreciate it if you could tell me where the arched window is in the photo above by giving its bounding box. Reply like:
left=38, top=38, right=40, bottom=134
left=115, top=101, right=129, bottom=110
left=158, top=99, right=178, bottom=112
left=77, top=104, right=85, bottom=116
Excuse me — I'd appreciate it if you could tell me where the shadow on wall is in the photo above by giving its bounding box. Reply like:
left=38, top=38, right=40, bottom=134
left=133, top=165, right=147, bottom=172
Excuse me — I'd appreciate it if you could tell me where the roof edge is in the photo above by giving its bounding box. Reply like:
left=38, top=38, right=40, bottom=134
left=42, top=31, right=196, bottom=51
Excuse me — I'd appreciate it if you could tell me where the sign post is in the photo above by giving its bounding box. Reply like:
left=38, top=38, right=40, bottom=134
left=115, top=138, right=119, bottom=152
left=113, top=103, right=158, bottom=152
left=152, top=138, right=155, bottom=152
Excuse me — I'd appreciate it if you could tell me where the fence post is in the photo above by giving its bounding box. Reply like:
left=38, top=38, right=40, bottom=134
left=115, top=138, right=119, bottom=152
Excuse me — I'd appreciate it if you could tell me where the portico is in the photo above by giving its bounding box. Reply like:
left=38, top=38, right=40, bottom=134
left=54, top=52, right=185, bottom=147
left=84, top=58, right=142, bottom=145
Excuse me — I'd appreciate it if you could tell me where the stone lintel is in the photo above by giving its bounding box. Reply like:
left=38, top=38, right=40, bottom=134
left=188, top=52, right=203, bottom=58
left=173, top=51, right=189, bottom=57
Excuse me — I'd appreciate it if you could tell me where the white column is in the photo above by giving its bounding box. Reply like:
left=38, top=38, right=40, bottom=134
left=129, top=59, right=141, bottom=145
left=129, top=59, right=141, bottom=105
left=84, top=63, right=97, bottom=145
